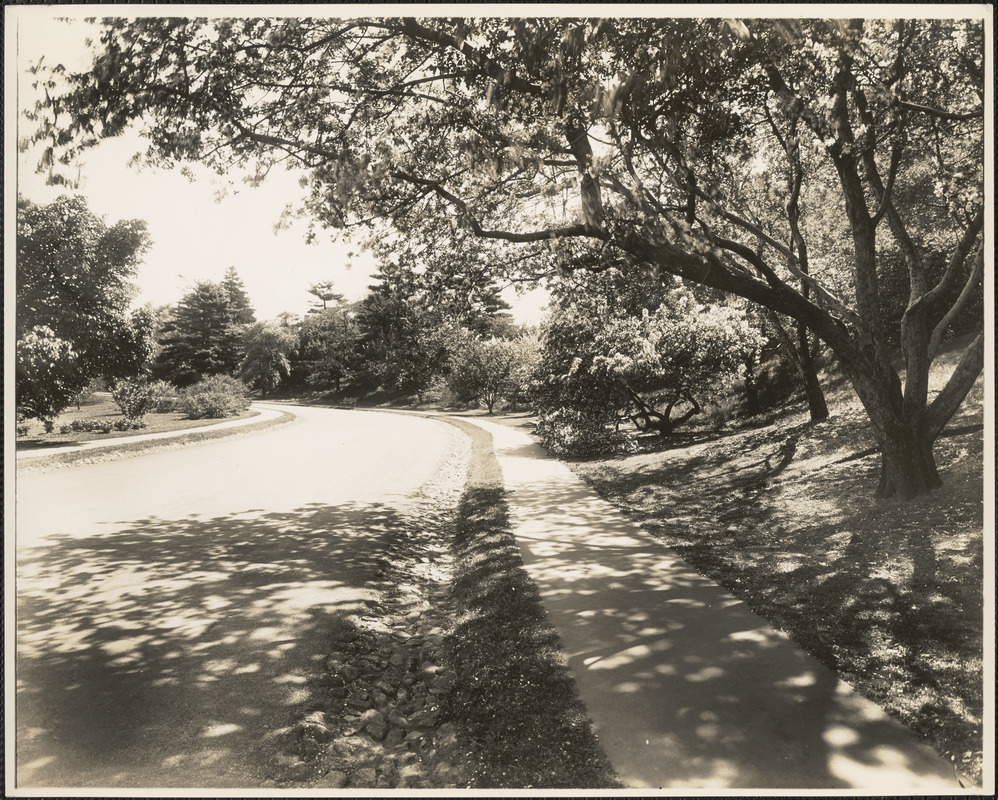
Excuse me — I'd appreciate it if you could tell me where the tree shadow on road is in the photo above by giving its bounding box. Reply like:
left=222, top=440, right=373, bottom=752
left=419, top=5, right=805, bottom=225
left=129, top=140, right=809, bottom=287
left=16, top=502, right=402, bottom=789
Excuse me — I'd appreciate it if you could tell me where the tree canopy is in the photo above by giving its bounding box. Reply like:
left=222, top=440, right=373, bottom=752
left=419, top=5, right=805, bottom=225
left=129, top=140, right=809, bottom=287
left=152, top=278, right=254, bottom=386
left=29, top=15, right=986, bottom=496
left=16, top=194, right=151, bottom=421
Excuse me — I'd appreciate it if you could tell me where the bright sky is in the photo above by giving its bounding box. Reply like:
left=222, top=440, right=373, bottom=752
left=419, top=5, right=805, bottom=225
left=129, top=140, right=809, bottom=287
left=11, top=12, right=548, bottom=324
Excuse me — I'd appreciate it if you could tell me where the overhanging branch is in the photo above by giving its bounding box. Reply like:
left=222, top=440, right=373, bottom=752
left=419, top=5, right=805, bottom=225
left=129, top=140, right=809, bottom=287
left=898, top=100, right=984, bottom=121
left=928, top=241, right=984, bottom=362
left=391, top=170, right=603, bottom=243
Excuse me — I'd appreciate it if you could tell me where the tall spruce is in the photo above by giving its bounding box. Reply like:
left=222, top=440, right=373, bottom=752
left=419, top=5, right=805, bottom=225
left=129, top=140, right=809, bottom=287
left=152, top=280, right=249, bottom=386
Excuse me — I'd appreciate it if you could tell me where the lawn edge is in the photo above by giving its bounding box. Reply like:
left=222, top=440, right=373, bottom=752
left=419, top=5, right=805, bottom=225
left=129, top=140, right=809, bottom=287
left=15, top=410, right=296, bottom=473
left=379, top=409, right=619, bottom=788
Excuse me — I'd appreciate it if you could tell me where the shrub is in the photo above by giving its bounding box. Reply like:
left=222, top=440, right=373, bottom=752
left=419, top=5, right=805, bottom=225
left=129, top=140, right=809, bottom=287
left=113, top=417, right=148, bottom=432
left=148, top=379, right=180, bottom=412
left=111, top=378, right=153, bottom=420
left=17, top=423, right=31, bottom=437
left=535, top=407, right=623, bottom=457
left=58, top=417, right=147, bottom=434
left=177, top=375, right=251, bottom=419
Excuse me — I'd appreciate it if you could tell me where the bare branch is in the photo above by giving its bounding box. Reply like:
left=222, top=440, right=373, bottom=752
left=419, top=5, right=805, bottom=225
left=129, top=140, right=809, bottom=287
left=870, top=144, right=902, bottom=226
left=695, top=195, right=860, bottom=324
left=919, top=207, right=985, bottom=310
left=391, top=170, right=602, bottom=243
left=922, top=332, right=984, bottom=441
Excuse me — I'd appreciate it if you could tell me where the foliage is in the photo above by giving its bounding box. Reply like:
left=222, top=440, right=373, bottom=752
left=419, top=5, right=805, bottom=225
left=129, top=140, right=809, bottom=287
left=306, top=280, right=344, bottom=311
left=221, top=266, right=256, bottom=325
left=594, top=296, right=766, bottom=414
left=448, top=336, right=517, bottom=413
left=534, top=407, right=625, bottom=457
left=59, top=417, right=148, bottom=434
left=16, top=195, right=151, bottom=421
left=504, top=330, right=543, bottom=411
left=148, top=379, right=180, bottom=412
left=176, top=374, right=252, bottom=419
left=239, top=321, right=297, bottom=394
left=354, top=247, right=511, bottom=396
left=111, top=378, right=153, bottom=420
left=533, top=271, right=765, bottom=448
left=33, top=16, right=986, bottom=496
left=15, top=326, right=83, bottom=425
left=152, top=279, right=253, bottom=387
left=292, top=305, right=360, bottom=391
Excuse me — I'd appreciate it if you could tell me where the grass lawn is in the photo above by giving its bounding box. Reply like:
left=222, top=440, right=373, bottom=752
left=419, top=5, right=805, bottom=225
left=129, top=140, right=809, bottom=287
left=565, top=352, right=986, bottom=785
left=16, top=392, right=259, bottom=450
left=439, top=416, right=619, bottom=788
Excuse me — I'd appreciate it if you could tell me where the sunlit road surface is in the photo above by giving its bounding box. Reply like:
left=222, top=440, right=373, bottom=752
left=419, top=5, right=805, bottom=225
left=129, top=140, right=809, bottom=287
left=14, top=405, right=458, bottom=789
left=462, top=417, right=960, bottom=791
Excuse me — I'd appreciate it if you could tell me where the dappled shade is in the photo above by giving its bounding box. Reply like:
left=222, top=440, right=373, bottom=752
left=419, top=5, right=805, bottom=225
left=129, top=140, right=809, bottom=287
left=472, top=419, right=959, bottom=790
left=16, top=502, right=400, bottom=788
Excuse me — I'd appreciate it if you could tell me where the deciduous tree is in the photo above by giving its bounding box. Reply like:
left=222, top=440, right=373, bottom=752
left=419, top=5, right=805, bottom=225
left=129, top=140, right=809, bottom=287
left=33, top=15, right=985, bottom=496
left=448, top=336, right=517, bottom=413
left=239, top=321, right=297, bottom=393
left=16, top=194, right=151, bottom=422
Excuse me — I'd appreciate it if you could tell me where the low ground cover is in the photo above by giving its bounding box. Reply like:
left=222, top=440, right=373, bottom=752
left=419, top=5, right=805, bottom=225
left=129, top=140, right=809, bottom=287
left=568, top=362, right=985, bottom=784
left=15, top=392, right=258, bottom=449
left=440, top=417, right=619, bottom=789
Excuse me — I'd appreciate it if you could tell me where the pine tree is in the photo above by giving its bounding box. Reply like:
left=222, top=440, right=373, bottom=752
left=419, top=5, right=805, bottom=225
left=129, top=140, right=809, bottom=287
left=222, top=266, right=256, bottom=325
left=152, top=281, right=245, bottom=386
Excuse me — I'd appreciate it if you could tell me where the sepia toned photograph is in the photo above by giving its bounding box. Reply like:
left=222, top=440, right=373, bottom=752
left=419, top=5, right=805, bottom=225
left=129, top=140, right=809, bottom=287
left=5, top=4, right=992, bottom=795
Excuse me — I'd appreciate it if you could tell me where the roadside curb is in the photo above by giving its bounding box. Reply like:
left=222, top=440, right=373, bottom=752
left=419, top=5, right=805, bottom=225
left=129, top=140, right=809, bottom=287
left=362, top=407, right=619, bottom=788
left=15, top=406, right=295, bottom=472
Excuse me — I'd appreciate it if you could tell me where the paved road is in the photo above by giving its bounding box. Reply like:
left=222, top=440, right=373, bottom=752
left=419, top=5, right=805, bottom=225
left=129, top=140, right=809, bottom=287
left=14, top=405, right=458, bottom=789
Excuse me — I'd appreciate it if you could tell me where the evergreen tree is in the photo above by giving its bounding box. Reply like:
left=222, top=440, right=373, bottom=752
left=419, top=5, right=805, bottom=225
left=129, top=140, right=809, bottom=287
left=222, top=266, right=256, bottom=325
left=152, top=281, right=245, bottom=386
left=306, top=280, right=345, bottom=312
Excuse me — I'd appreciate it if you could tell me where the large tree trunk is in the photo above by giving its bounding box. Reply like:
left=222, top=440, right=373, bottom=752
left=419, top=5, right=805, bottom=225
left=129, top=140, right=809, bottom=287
left=875, top=432, right=941, bottom=500
left=838, top=350, right=944, bottom=500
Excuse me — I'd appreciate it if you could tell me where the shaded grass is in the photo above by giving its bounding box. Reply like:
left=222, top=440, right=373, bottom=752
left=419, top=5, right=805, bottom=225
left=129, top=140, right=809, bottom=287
left=571, top=374, right=985, bottom=785
left=438, top=417, right=619, bottom=789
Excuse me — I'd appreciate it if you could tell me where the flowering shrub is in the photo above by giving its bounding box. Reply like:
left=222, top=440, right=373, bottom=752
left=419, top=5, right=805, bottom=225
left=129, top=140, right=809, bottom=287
left=177, top=375, right=251, bottom=419
left=535, top=407, right=623, bottom=457
left=111, top=378, right=153, bottom=420
left=148, top=380, right=180, bottom=412
left=59, top=417, right=147, bottom=434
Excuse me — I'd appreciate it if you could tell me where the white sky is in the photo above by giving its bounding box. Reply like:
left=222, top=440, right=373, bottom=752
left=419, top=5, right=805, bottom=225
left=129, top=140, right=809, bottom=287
left=10, top=12, right=548, bottom=323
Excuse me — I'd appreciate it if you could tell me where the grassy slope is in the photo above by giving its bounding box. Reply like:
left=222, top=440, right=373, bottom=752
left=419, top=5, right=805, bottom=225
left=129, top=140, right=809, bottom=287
left=568, top=350, right=986, bottom=785
left=439, top=416, right=619, bottom=789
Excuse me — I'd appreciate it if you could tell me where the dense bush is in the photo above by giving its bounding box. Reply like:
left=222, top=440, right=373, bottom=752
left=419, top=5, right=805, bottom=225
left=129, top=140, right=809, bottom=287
left=177, top=375, right=251, bottom=419
left=148, top=379, right=180, bottom=412
left=59, top=417, right=148, bottom=434
left=535, top=407, right=624, bottom=457
left=111, top=378, right=153, bottom=419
